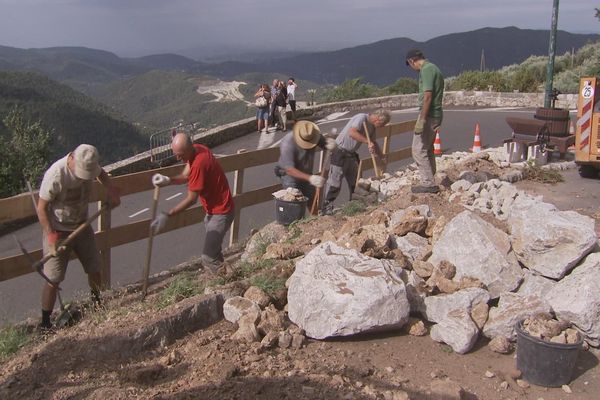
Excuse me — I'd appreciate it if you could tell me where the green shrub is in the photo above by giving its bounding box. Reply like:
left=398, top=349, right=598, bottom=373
left=250, top=274, right=286, bottom=295
left=156, top=277, right=200, bottom=309
left=341, top=200, right=367, bottom=216
left=0, top=325, right=29, bottom=359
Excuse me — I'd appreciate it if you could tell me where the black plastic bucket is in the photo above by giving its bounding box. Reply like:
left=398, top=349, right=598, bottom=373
left=516, top=320, right=582, bottom=387
left=275, top=198, right=307, bottom=225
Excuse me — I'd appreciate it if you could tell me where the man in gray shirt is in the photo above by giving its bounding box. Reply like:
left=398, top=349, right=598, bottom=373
left=275, top=121, right=335, bottom=205
left=322, top=110, right=390, bottom=215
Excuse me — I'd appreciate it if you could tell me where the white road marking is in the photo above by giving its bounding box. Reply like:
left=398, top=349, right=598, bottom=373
left=129, top=208, right=149, bottom=218
left=166, top=192, right=183, bottom=201
left=316, top=111, right=349, bottom=123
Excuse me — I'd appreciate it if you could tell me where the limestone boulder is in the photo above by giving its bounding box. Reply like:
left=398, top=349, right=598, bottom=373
left=483, top=293, right=552, bottom=340
left=287, top=242, right=410, bottom=339
left=241, top=222, right=287, bottom=261
left=546, top=253, right=600, bottom=346
left=516, top=269, right=557, bottom=298
left=393, top=233, right=430, bottom=262
left=429, top=211, right=523, bottom=298
left=508, top=196, right=597, bottom=279
left=223, top=296, right=261, bottom=325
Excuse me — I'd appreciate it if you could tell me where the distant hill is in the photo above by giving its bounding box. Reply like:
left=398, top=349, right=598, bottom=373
left=208, top=27, right=599, bottom=85
left=2, top=27, right=598, bottom=89
left=0, top=71, right=147, bottom=164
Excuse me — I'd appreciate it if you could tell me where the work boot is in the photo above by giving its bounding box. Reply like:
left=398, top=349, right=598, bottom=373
left=38, top=321, right=56, bottom=335
left=321, top=201, right=334, bottom=216
left=411, top=185, right=440, bottom=194
left=90, top=290, right=103, bottom=311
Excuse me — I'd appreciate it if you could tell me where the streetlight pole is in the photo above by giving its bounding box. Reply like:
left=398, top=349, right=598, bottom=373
left=544, top=0, right=560, bottom=108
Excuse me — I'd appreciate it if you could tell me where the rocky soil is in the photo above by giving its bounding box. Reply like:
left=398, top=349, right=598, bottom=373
left=1, top=148, right=599, bottom=400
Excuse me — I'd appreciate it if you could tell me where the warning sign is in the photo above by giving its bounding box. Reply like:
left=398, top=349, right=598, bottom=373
left=582, top=82, right=594, bottom=99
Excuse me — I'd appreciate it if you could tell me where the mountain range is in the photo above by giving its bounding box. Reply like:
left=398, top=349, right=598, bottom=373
left=1, top=27, right=598, bottom=88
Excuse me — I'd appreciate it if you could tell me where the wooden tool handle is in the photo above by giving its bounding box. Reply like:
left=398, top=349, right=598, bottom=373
left=363, top=122, right=380, bottom=177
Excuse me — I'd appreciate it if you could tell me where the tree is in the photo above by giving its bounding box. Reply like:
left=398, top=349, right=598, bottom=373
left=596, top=7, right=599, bottom=21
left=386, top=78, right=418, bottom=95
left=0, top=107, right=52, bottom=198
left=324, top=78, right=379, bottom=102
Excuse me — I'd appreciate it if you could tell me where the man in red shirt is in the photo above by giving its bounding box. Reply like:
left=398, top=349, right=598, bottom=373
left=151, top=133, right=234, bottom=271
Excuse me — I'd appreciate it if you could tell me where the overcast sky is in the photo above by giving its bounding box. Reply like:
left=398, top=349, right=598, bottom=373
left=0, top=0, right=598, bottom=58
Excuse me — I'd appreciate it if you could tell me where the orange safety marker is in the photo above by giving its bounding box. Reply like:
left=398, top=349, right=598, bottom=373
left=433, top=129, right=442, bottom=156
left=471, top=123, right=482, bottom=153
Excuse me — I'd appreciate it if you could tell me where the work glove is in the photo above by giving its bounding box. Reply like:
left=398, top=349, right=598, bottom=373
left=309, top=175, right=326, bottom=188
left=325, top=137, right=337, bottom=151
left=46, top=231, right=60, bottom=255
left=152, top=173, right=171, bottom=187
left=414, top=118, right=425, bottom=134
left=151, top=212, right=169, bottom=234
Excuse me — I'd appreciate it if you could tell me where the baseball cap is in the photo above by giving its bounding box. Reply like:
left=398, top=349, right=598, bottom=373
left=405, top=49, right=424, bottom=65
left=73, top=144, right=101, bottom=180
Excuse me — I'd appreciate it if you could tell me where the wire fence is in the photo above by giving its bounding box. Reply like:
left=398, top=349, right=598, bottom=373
left=149, top=123, right=199, bottom=166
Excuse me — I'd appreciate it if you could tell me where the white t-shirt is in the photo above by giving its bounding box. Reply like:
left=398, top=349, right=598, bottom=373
left=287, top=83, right=296, bottom=101
left=39, top=155, right=92, bottom=231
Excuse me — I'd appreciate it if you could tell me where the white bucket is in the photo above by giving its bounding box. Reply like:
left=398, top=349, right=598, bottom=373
left=504, top=141, right=526, bottom=163
left=527, top=144, right=548, bottom=166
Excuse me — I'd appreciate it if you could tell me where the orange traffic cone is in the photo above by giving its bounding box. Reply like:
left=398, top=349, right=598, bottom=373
left=434, top=129, right=442, bottom=156
left=471, top=123, right=482, bottom=153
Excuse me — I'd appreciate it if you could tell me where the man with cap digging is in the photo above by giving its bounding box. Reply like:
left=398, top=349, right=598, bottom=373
left=37, top=144, right=121, bottom=330
left=321, top=110, right=390, bottom=215
left=274, top=121, right=336, bottom=205
left=150, top=133, right=234, bottom=273
left=406, top=48, right=444, bottom=194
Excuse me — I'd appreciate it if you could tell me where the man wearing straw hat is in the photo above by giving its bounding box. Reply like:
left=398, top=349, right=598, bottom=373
left=321, top=110, right=390, bottom=216
left=274, top=121, right=336, bottom=204
left=37, top=144, right=120, bottom=330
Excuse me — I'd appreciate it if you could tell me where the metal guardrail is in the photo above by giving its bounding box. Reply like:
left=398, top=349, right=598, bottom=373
left=149, top=123, right=200, bottom=166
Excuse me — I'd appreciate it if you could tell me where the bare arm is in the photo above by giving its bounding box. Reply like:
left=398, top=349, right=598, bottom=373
left=170, top=164, right=191, bottom=185
left=36, top=198, right=54, bottom=236
left=419, top=91, right=433, bottom=122
left=284, top=167, right=312, bottom=182
left=167, top=190, right=198, bottom=216
left=349, top=127, right=383, bottom=158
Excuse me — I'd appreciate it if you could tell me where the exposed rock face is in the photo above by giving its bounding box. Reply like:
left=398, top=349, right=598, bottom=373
left=429, top=211, right=523, bottom=298
left=287, top=242, right=410, bottom=339
left=546, top=253, right=600, bottom=345
left=508, top=195, right=597, bottom=279
left=516, top=269, right=556, bottom=298
left=483, top=293, right=552, bottom=340
left=389, top=207, right=430, bottom=236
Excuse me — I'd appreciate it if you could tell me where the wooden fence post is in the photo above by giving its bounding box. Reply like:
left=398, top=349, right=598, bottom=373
left=97, top=198, right=111, bottom=289
left=229, top=149, right=246, bottom=246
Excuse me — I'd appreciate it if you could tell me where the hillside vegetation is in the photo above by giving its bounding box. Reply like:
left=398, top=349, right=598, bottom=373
left=0, top=71, right=147, bottom=170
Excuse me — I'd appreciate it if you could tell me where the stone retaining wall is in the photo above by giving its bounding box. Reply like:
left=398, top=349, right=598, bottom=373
left=105, top=91, right=577, bottom=175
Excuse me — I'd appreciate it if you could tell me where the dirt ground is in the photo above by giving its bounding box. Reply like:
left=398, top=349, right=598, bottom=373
left=1, top=164, right=600, bottom=400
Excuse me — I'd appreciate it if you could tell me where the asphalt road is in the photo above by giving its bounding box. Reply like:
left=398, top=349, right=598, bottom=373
left=0, top=106, right=563, bottom=325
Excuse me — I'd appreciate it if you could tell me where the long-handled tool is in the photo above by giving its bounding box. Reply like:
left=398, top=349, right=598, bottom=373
left=13, top=235, right=74, bottom=328
left=363, top=122, right=381, bottom=177
left=141, top=178, right=164, bottom=300
left=310, top=128, right=338, bottom=215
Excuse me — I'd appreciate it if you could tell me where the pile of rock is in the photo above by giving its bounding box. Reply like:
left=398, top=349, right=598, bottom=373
left=223, top=286, right=306, bottom=350
left=272, top=188, right=307, bottom=202
left=521, top=314, right=581, bottom=345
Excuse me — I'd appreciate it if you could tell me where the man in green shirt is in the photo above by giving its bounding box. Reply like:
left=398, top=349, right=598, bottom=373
left=406, top=49, right=444, bottom=193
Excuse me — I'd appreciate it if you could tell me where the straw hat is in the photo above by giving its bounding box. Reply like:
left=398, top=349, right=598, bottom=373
left=293, top=121, right=321, bottom=150
left=72, top=144, right=101, bottom=180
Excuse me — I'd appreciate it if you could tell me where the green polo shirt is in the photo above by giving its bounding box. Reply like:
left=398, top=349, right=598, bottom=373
left=418, top=61, right=444, bottom=119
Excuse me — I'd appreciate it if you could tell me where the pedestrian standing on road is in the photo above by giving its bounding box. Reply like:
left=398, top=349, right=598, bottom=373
left=287, top=78, right=298, bottom=122
left=274, top=121, right=336, bottom=206
left=269, top=79, right=281, bottom=129
left=274, top=80, right=288, bottom=131
left=151, top=133, right=234, bottom=273
left=255, top=83, right=271, bottom=133
left=37, top=144, right=121, bottom=330
left=321, top=110, right=390, bottom=215
left=406, top=48, right=444, bottom=193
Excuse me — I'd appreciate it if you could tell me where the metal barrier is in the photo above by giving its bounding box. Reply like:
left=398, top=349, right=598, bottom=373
left=149, top=123, right=200, bottom=166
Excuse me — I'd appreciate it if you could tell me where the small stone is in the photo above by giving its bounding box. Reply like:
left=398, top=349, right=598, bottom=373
left=516, top=379, right=530, bottom=388
left=310, top=238, right=321, bottom=245
left=562, top=384, right=572, bottom=394
left=278, top=331, right=293, bottom=349
left=260, top=331, right=278, bottom=349
left=413, top=260, right=434, bottom=279
left=291, top=333, right=305, bottom=349
left=484, top=370, right=495, bottom=378
left=507, top=369, right=522, bottom=380
left=430, top=378, right=464, bottom=400
left=500, top=381, right=509, bottom=390
left=244, top=286, right=271, bottom=309
left=488, top=336, right=511, bottom=354
left=550, top=333, right=567, bottom=344
left=407, top=318, right=428, bottom=336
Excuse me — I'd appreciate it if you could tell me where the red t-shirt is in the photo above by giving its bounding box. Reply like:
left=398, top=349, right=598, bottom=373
left=187, top=144, right=234, bottom=214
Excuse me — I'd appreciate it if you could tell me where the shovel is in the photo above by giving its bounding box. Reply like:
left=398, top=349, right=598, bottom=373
left=13, top=235, right=75, bottom=329
left=363, top=122, right=382, bottom=177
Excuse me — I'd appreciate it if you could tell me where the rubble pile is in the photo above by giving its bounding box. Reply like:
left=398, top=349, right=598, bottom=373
left=272, top=187, right=308, bottom=202
left=521, top=314, right=581, bottom=345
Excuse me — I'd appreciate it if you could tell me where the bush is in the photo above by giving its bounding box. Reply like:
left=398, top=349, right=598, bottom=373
left=0, top=325, right=29, bottom=359
left=386, top=78, right=418, bottom=95
left=324, top=78, right=379, bottom=102
left=449, top=71, right=509, bottom=92
left=156, top=277, right=200, bottom=309
left=341, top=200, right=367, bottom=216
left=249, top=274, right=285, bottom=295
